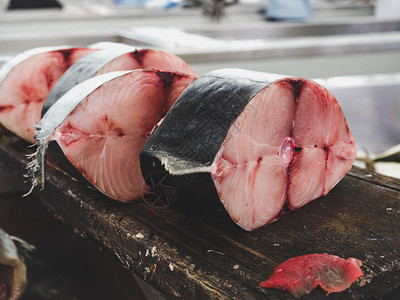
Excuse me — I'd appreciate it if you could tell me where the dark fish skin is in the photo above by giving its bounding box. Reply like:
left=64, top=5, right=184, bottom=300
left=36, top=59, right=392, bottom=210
left=42, top=49, right=131, bottom=115
left=141, top=70, right=270, bottom=167
left=140, top=69, right=277, bottom=221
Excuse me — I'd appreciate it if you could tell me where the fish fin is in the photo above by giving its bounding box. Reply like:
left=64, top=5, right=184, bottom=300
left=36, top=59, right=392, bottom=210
left=23, top=138, right=50, bottom=197
left=160, top=156, right=212, bottom=175
left=10, top=236, right=35, bottom=261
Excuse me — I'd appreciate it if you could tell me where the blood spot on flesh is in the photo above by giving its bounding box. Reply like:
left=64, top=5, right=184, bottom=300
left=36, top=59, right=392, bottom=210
left=102, top=114, right=124, bottom=137
left=257, top=157, right=262, bottom=163
left=45, top=70, right=54, bottom=89
left=284, top=79, right=306, bottom=99
left=20, top=83, right=44, bottom=104
left=155, top=71, right=184, bottom=87
left=57, top=122, right=89, bottom=146
left=0, top=105, right=14, bottom=112
left=131, top=49, right=149, bottom=66
left=58, top=49, right=74, bottom=67
left=20, top=84, right=33, bottom=97
left=115, top=127, right=124, bottom=137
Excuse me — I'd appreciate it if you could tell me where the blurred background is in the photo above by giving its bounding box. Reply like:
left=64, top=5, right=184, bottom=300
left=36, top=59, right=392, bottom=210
left=0, top=0, right=399, bottom=299
left=0, top=0, right=399, bottom=78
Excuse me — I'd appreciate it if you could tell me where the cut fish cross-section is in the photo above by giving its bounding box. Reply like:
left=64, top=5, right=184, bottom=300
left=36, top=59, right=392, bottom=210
left=140, top=69, right=357, bottom=231
left=26, top=69, right=196, bottom=202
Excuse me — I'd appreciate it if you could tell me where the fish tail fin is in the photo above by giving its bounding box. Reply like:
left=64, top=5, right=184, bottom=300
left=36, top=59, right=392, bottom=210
left=23, top=139, right=49, bottom=197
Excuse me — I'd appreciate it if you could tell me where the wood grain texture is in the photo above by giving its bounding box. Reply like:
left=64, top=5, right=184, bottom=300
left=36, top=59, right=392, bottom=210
left=0, top=126, right=399, bottom=299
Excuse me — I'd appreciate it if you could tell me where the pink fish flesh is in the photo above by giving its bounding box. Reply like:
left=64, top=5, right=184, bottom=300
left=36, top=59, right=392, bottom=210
left=0, top=47, right=96, bottom=142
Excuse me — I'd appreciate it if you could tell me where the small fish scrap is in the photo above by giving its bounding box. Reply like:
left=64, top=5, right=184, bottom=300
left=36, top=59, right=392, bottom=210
left=259, top=253, right=363, bottom=297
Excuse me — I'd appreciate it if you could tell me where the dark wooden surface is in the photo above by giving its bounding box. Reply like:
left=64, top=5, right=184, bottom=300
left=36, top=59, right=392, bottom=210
left=0, top=193, right=160, bottom=300
left=1, top=126, right=400, bottom=299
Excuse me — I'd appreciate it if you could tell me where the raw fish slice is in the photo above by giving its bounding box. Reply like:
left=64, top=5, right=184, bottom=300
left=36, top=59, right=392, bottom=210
left=259, top=253, right=364, bottom=297
left=43, top=48, right=197, bottom=114
left=27, top=69, right=196, bottom=202
left=0, top=47, right=96, bottom=142
left=140, top=69, right=357, bottom=231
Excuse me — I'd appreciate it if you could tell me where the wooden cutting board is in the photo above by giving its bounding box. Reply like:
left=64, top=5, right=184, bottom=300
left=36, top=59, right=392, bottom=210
left=0, top=126, right=399, bottom=299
